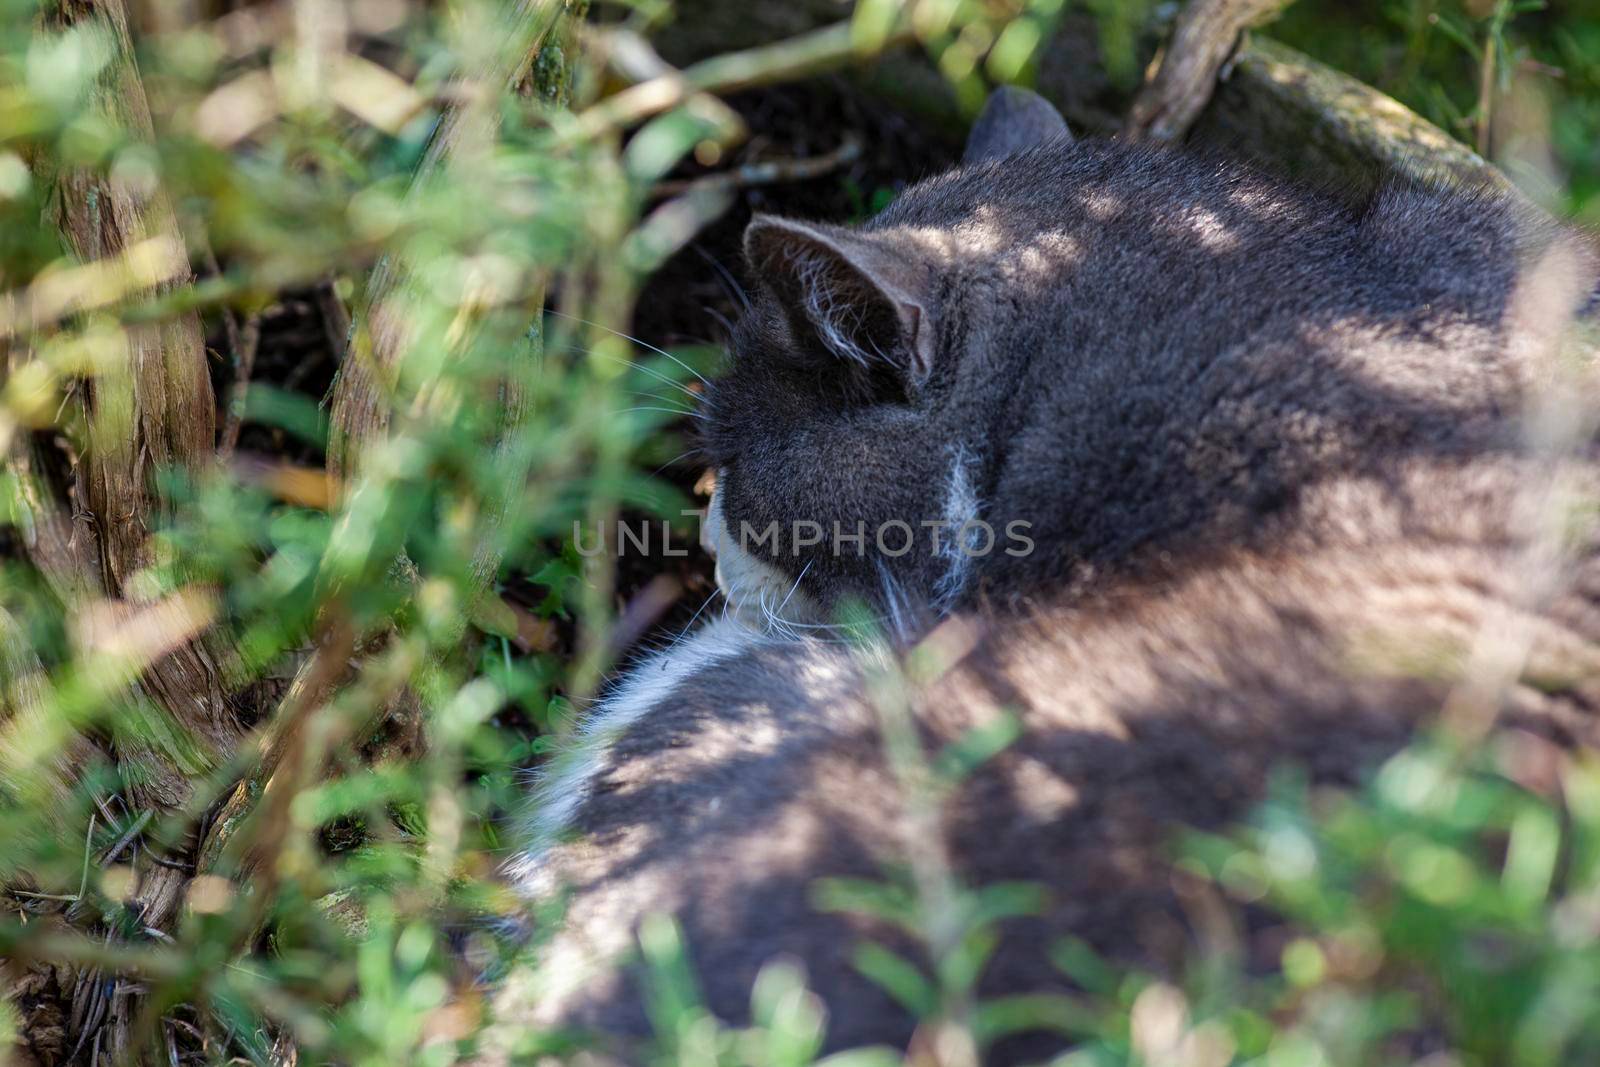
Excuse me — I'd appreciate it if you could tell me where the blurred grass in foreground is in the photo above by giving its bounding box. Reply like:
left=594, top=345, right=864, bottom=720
left=0, top=1, right=1598, bottom=1065
left=1276, top=0, right=1600, bottom=218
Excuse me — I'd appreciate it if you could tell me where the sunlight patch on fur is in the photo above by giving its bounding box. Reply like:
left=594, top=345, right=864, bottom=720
left=506, top=615, right=765, bottom=896
left=1189, top=208, right=1240, bottom=252
left=934, top=443, right=982, bottom=613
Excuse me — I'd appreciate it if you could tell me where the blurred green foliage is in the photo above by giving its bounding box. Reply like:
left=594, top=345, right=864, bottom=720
left=1276, top=0, right=1600, bottom=217
left=616, top=736, right=1600, bottom=1067
left=0, top=0, right=1598, bottom=1064
left=1062, top=735, right=1600, bottom=1067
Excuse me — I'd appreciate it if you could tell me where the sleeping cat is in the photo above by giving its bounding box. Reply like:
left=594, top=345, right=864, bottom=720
left=700, top=89, right=1588, bottom=631
left=481, top=90, right=1600, bottom=1063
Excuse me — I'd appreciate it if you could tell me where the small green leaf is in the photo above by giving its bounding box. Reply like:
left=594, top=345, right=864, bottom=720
left=1050, top=937, right=1121, bottom=997
left=852, top=942, right=938, bottom=1019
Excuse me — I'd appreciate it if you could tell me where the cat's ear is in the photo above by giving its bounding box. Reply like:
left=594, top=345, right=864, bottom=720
left=963, top=86, right=1070, bottom=165
left=744, top=215, right=936, bottom=386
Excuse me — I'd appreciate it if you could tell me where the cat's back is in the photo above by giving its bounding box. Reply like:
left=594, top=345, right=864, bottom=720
left=878, top=136, right=1556, bottom=304
left=488, top=524, right=1600, bottom=1063
left=875, top=136, right=1574, bottom=385
left=870, top=139, right=1597, bottom=583
left=484, top=100, right=1600, bottom=1062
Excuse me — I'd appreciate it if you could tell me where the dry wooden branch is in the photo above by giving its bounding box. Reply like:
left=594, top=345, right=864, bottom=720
left=51, top=0, right=216, bottom=569
left=42, top=0, right=242, bottom=815
left=648, top=3, right=1504, bottom=198
left=1125, top=0, right=1297, bottom=141
left=217, top=314, right=261, bottom=458
left=207, top=247, right=263, bottom=459
left=197, top=612, right=358, bottom=892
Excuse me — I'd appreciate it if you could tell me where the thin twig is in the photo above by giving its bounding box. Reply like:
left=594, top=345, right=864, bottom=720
left=219, top=313, right=261, bottom=458
left=100, top=810, right=155, bottom=866
left=205, top=244, right=242, bottom=353
left=93, top=793, right=121, bottom=828
left=573, top=19, right=916, bottom=139
left=79, top=811, right=97, bottom=900
left=1125, top=0, right=1297, bottom=141
left=316, top=278, right=351, bottom=363
left=652, top=135, right=862, bottom=198
left=1476, top=9, right=1501, bottom=156
left=207, top=238, right=262, bottom=459
left=198, top=611, right=358, bottom=894
left=144, top=853, right=193, bottom=873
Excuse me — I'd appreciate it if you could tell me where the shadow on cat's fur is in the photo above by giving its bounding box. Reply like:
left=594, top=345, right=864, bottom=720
left=491, top=525, right=1600, bottom=1063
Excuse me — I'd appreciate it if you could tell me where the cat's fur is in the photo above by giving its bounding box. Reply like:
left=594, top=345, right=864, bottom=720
left=483, top=92, right=1600, bottom=1064
left=702, top=90, right=1589, bottom=624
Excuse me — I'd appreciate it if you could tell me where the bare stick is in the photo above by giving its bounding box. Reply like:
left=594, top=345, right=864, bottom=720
left=1125, top=0, right=1296, bottom=141
left=573, top=19, right=915, bottom=138
left=652, top=135, right=863, bottom=198
left=218, top=312, right=261, bottom=458
left=205, top=245, right=262, bottom=458
left=1476, top=26, right=1498, bottom=156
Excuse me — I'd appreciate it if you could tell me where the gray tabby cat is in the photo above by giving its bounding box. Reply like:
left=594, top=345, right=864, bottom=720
left=483, top=89, right=1600, bottom=1064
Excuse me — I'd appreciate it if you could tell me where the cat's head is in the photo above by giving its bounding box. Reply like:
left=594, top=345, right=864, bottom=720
left=700, top=88, right=1069, bottom=637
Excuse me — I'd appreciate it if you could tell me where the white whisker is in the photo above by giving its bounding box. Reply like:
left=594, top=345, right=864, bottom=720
left=666, top=589, right=722, bottom=650
left=550, top=310, right=710, bottom=386
left=875, top=558, right=914, bottom=645
left=577, top=348, right=700, bottom=400
left=619, top=406, right=707, bottom=422
left=776, top=559, right=812, bottom=615
left=694, top=244, right=752, bottom=312
left=704, top=305, right=736, bottom=340
left=650, top=448, right=703, bottom=477
left=630, top=389, right=699, bottom=410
